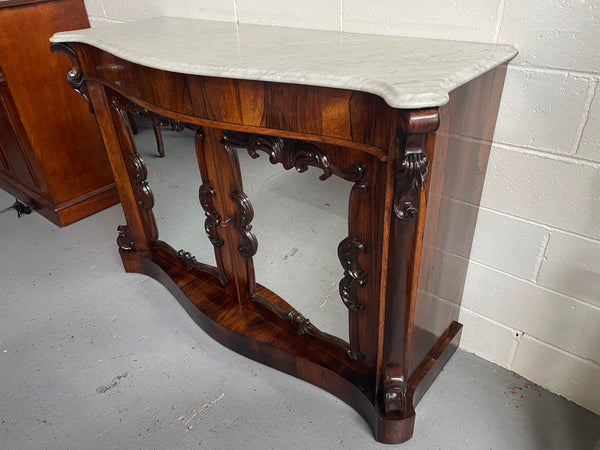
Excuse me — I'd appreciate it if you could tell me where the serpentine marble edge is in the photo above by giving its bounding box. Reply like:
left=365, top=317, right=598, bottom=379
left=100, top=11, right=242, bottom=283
left=50, top=16, right=518, bottom=109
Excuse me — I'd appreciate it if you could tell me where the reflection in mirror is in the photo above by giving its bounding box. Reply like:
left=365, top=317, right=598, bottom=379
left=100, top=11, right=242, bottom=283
left=129, top=118, right=350, bottom=343
left=129, top=117, right=216, bottom=268
left=240, top=150, right=350, bottom=342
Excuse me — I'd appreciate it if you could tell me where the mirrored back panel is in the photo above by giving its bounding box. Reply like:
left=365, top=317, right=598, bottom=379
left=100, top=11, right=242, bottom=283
left=132, top=118, right=349, bottom=342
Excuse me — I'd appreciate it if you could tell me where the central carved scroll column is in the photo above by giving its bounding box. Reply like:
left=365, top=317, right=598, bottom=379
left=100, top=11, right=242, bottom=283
left=194, top=127, right=257, bottom=303
left=197, top=130, right=229, bottom=287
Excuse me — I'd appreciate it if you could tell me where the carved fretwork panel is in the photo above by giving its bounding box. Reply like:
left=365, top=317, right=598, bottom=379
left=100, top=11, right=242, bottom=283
left=223, top=131, right=335, bottom=179
left=222, top=130, right=367, bottom=183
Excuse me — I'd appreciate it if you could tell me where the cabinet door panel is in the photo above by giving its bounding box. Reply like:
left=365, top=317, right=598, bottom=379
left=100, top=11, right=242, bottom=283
left=0, top=73, right=42, bottom=192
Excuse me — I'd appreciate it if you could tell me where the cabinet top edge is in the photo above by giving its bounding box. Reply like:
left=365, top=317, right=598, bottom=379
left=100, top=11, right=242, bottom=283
left=50, top=16, right=518, bottom=109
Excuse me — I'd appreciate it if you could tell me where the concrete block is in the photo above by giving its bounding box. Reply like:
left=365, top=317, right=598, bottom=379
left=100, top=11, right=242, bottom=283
left=430, top=198, right=545, bottom=279
left=87, top=17, right=115, bottom=28
left=578, top=84, right=600, bottom=163
left=85, top=0, right=237, bottom=23
left=537, top=232, right=600, bottom=308
left=470, top=207, right=547, bottom=279
left=462, top=262, right=600, bottom=362
left=235, top=0, right=341, bottom=30
left=511, top=335, right=600, bottom=415
left=82, top=0, right=104, bottom=18
left=498, top=0, right=600, bottom=73
left=342, top=0, right=500, bottom=42
left=480, top=145, right=600, bottom=240
left=84, top=0, right=162, bottom=22
left=494, top=68, right=590, bottom=154
left=458, top=307, right=518, bottom=368
left=161, top=1, right=237, bottom=22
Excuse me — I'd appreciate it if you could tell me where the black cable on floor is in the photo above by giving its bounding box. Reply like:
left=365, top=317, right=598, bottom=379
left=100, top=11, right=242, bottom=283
left=0, top=199, right=32, bottom=217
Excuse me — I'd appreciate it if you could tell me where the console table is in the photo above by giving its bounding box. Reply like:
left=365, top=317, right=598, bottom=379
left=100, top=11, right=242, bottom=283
left=50, top=18, right=516, bottom=443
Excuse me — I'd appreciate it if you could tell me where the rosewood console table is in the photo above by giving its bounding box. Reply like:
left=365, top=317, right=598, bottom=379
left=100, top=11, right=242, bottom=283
left=50, top=18, right=516, bottom=443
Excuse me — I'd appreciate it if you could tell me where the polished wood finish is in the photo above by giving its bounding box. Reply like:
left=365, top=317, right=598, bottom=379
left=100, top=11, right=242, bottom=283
left=52, top=40, right=508, bottom=443
left=0, top=0, right=118, bottom=226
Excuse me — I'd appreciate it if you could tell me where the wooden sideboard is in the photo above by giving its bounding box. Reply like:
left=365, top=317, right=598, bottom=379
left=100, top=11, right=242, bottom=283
left=50, top=18, right=516, bottom=443
left=0, top=0, right=118, bottom=226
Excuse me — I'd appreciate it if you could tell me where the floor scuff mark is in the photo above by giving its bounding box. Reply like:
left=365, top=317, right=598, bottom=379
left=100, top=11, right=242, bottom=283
left=283, top=247, right=298, bottom=261
left=320, top=282, right=338, bottom=308
left=178, top=393, right=225, bottom=431
left=96, top=373, right=128, bottom=394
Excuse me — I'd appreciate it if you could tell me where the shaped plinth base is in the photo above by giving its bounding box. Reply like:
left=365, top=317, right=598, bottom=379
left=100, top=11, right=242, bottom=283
left=118, top=243, right=460, bottom=444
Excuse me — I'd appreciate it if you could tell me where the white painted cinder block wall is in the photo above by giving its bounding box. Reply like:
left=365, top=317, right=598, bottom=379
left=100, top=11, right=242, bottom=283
left=82, top=0, right=600, bottom=414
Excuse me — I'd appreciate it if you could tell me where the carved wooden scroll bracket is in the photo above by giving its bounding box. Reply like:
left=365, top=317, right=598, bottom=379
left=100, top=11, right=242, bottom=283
left=198, top=182, right=225, bottom=248
left=117, top=225, right=135, bottom=251
left=177, top=250, right=199, bottom=271
left=252, top=294, right=316, bottom=337
left=394, top=109, right=440, bottom=220
left=50, top=43, right=93, bottom=113
left=384, top=364, right=408, bottom=414
left=338, top=237, right=367, bottom=312
left=127, top=152, right=154, bottom=212
left=250, top=295, right=352, bottom=358
left=338, top=235, right=367, bottom=361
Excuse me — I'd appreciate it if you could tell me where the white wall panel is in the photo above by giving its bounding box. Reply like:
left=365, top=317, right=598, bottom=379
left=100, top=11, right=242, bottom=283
left=463, top=263, right=600, bottom=362
left=498, top=0, right=600, bottom=73
left=512, top=335, right=600, bottom=415
left=481, top=146, right=600, bottom=240
left=342, top=0, right=500, bottom=42
left=494, top=68, right=590, bottom=154
left=236, top=0, right=341, bottom=30
left=537, top=232, right=600, bottom=307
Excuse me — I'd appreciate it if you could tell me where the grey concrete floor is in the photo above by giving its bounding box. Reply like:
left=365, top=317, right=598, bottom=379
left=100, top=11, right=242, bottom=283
left=1, top=125, right=599, bottom=450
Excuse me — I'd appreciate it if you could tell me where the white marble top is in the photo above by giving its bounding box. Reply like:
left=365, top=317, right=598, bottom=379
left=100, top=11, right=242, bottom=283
left=50, top=17, right=517, bottom=109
